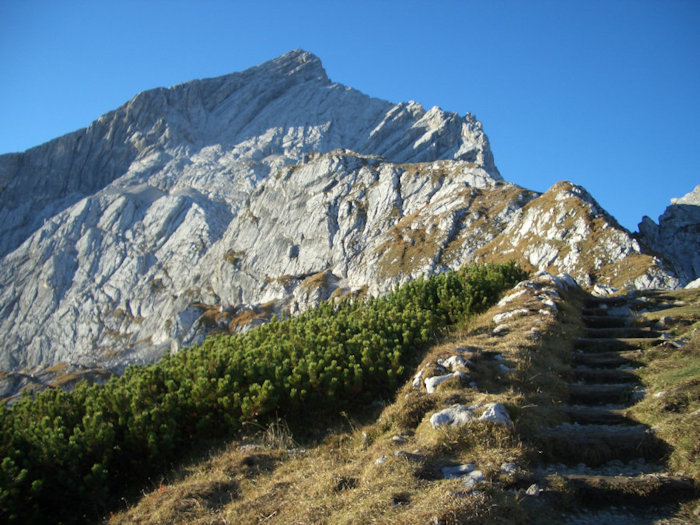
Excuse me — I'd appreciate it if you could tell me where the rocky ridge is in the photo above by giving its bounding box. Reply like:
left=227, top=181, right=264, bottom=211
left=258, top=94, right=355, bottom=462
left=639, top=184, right=700, bottom=286
left=0, top=50, right=685, bottom=381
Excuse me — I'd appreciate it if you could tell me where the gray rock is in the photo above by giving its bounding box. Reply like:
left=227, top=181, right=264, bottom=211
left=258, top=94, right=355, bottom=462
left=441, top=463, right=475, bottom=479
left=412, top=369, right=425, bottom=389
left=492, top=324, right=509, bottom=335
left=639, top=185, right=700, bottom=285
left=430, top=404, right=475, bottom=428
left=424, top=371, right=467, bottom=394
left=437, top=355, right=466, bottom=371
left=525, top=483, right=541, bottom=496
left=493, top=309, right=530, bottom=324
left=477, top=403, right=513, bottom=427
left=461, top=470, right=485, bottom=490
left=500, top=462, right=518, bottom=474
left=592, top=284, right=618, bottom=296
left=374, top=455, right=387, bottom=466
left=393, top=450, right=421, bottom=460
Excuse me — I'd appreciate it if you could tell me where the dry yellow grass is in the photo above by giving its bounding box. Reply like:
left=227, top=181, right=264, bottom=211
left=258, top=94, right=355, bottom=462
left=628, top=289, right=700, bottom=481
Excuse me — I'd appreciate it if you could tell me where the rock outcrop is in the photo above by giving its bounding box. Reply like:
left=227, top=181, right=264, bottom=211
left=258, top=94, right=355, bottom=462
left=638, top=185, right=700, bottom=286
left=0, top=50, right=682, bottom=378
left=473, top=181, right=679, bottom=290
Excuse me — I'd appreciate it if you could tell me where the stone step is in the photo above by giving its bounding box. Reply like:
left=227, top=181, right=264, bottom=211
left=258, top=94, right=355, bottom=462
left=583, top=299, right=632, bottom=315
left=564, top=405, right=633, bottom=426
left=559, top=473, right=697, bottom=508
left=568, top=384, right=639, bottom=405
left=575, top=337, right=661, bottom=352
left=583, top=326, right=661, bottom=339
left=572, top=366, right=638, bottom=384
left=582, top=315, right=632, bottom=329
left=537, top=424, right=667, bottom=466
left=582, top=306, right=632, bottom=317
left=573, top=350, right=641, bottom=368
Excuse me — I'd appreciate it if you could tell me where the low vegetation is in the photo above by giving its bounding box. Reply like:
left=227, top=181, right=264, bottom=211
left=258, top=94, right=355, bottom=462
left=110, top=278, right=700, bottom=524
left=110, top=272, right=581, bottom=523
left=0, top=262, right=526, bottom=523
left=629, top=289, right=700, bottom=480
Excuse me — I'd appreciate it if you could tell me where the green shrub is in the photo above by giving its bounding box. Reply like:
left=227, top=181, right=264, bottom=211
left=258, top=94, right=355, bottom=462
left=0, top=262, right=526, bottom=523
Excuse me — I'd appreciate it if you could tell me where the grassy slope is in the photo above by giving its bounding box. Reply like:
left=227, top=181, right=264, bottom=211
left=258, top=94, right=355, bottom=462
left=628, top=289, right=700, bottom=482
left=108, top=275, right=590, bottom=524
left=109, top=285, right=700, bottom=524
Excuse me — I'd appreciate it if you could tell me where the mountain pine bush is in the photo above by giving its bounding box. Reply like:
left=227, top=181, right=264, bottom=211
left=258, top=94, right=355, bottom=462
left=0, top=262, right=526, bottom=523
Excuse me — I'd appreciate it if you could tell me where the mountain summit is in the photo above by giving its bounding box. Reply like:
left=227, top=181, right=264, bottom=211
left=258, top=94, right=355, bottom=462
left=0, top=51, right=680, bottom=380
left=0, top=50, right=497, bottom=258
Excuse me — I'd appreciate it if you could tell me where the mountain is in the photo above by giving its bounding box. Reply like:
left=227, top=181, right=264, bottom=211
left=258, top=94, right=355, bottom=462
left=0, top=50, right=682, bottom=381
left=639, top=185, right=700, bottom=286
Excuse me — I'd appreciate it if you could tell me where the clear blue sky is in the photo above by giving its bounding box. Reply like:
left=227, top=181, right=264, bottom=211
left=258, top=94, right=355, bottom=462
left=1, top=0, right=698, bottom=231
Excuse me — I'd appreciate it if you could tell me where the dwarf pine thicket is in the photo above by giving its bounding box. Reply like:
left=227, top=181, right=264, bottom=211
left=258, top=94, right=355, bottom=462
left=0, top=262, right=526, bottom=523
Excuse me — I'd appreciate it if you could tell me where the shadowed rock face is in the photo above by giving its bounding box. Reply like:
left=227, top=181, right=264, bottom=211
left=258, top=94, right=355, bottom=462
left=0, top=51, right=680, bottom=374
left=638, top=185, right=700, bottom=286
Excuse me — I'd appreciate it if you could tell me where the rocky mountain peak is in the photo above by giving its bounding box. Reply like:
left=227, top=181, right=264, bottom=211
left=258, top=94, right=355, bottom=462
left=0, top=51, right=496, bottom=258
left=0, top=51, right=686, bottom=386
left=260, top=49, right=329, bottom=83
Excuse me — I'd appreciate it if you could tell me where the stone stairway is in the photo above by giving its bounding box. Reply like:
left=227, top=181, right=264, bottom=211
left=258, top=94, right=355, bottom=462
left=535, top=295, right=696, bottom=519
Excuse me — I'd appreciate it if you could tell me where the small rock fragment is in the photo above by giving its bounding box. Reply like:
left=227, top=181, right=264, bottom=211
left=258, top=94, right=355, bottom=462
left=525, top=483, right=541, bottom=496
left=462, top=471, right=484, bottom=489
left=656, top=316, right=673, bottom=329
left=540, top=298, right=557, bottom=310
left=441, top=463, right=475, bottom=479
left=412, top=369, right=424, bottom=389
left=493, top=308, right=530, bottom=324
left=593, top=284, right=618, bottom=296
left=391, top=435, right=407, bottom=445
left=497, top=289, right=527, bottom=306
left=492, top=324, right=509, bottom=335
left=374, top=455, right=387, bottom=466
left=468, top=470, right=484, bottom=482
left=500, top=462, right=517, bottom=474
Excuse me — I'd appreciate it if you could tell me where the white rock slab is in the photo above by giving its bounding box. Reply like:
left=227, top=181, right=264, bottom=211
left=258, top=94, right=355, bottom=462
left=424, top=371, right=467, bottom=393
left=477, top=403, right=512, bottom=427
left=430, top=404, right=475, bottom=428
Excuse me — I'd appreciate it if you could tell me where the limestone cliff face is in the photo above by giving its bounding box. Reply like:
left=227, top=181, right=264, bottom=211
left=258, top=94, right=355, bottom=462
left=0, top=50, right=497, bottom=259
left=0, top=51, right=680, bottom=377
left=638, top=185, right=700, bottom=286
